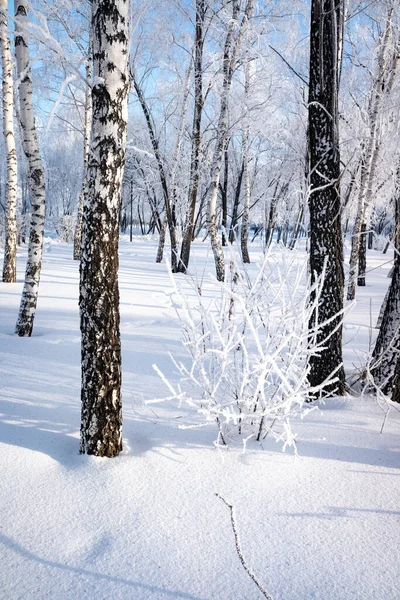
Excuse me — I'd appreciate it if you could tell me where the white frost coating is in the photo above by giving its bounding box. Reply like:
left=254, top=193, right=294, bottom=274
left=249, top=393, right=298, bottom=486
left=152, top=248, right=341, bottom=449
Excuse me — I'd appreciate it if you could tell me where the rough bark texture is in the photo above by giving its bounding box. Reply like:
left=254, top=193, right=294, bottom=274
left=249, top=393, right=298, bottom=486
left=14, top=0, right=46, bottom=337
left=371, top=163, right=400, bottom=394
left=307, top=0, right=346, bottom=395
left=79, top=0, right=130, bottom=457
left=73, top=35, right=93, bottom=261
left=1, top=0, right=18, bottom=283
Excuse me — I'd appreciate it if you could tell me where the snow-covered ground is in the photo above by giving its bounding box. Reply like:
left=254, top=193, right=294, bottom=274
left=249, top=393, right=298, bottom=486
left=0, top=238, right=399, bottom=600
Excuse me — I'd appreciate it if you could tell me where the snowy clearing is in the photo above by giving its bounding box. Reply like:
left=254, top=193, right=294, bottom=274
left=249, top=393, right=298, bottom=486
left=0, top=239, right=399, bottom=600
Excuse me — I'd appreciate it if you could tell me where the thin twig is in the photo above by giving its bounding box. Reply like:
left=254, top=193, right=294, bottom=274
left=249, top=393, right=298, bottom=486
left=216, top=494, right=274, bottom=600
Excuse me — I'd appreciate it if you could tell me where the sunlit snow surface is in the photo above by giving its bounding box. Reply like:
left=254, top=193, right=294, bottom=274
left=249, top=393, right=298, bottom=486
left=0, top=238, right=399, bottom=600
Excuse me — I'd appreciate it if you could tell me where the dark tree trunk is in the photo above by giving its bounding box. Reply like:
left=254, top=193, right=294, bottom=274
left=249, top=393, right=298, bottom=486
left=307, top=0, right=346, bottom=395
left=178, top=0, right=205, bottom=273
left=221, top=142, right=229, bottom=246
left=132, top=76, right=178, bottom=271
left=371, top=162, right=400, bottom=394
left=368, top=230, right=374, bottom=250
left=357, top=221, right=367, bottom=286
left=228, top=160, right=244, bottom=244
left=79, top=0, right=129, bottom=457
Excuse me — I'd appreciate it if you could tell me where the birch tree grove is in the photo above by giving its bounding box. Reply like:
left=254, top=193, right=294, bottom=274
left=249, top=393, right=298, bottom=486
left=307, top=0, right=346, bottom=395
left=14, top=0, right=46, bottom=337
left=79, top=0, right=130, bottom=457
left=1, top=0, right=17, bottom=283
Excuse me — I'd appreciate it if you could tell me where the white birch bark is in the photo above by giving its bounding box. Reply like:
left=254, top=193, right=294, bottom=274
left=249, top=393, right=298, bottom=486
left=79, top=0, right=130, bottom=457
left=14, top=0, right=46, bottom=337
left=73, top=34, right=93, bottom=261
left=1, top=0, right=18, bottom=283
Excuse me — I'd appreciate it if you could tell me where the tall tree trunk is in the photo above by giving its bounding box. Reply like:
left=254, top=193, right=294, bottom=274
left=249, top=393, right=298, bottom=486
left=14, top=0, right=46, bottom=337
left=178, top=0, right=205, bottom=273
left=307, top=0, right=345, bottom=395
left=208, top=1, right=238, bottom=281
left=79, top=0, right=129, bottom=457
left=370, top=160, right=400, bottom=394
left=73, top=33, right=93, bottom=261
left=1, top=0, right=17, bottom=283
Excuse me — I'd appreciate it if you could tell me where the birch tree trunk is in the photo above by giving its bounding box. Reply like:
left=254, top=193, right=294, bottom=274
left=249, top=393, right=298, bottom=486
left=73, top=34, right=93, bottom=261
left=208, top=1, right=239, bottom=282
left=1, top=0, right=17, bottom=283
left=79, top=0, right=130, bottom=457
left=14, top=0, right=46, bottom=337
left=307, top=0, right=345, bottom=395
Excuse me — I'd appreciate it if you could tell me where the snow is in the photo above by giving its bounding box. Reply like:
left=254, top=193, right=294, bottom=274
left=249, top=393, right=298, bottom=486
left=0, top=238, right=399, bottom=600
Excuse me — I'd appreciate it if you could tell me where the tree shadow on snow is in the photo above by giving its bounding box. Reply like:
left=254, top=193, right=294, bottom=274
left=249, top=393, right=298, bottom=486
left=281, top=505, right=400, bottom=519
left=0, top=532, right=207, bottom=600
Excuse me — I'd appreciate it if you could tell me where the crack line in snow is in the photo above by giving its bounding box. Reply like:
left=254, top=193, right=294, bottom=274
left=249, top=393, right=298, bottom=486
left=216, top=493, right=273, bottom=600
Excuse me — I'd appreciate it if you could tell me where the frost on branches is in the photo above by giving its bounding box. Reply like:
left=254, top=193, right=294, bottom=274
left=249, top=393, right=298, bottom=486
left=153, top=249, right=343, bottom=450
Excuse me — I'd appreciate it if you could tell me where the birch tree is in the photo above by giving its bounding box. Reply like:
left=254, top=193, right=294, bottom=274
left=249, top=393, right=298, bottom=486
left=14, top=0, right=46, bottom=337
left=79, top=0, right=130, bottom=457
left=1, top=0, right=18, bottom=283
left=307, top=0, right=346, bottom=395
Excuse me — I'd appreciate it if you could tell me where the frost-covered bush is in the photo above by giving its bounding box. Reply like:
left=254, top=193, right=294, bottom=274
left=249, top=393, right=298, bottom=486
left=154, top=249, right=340, bottom=450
